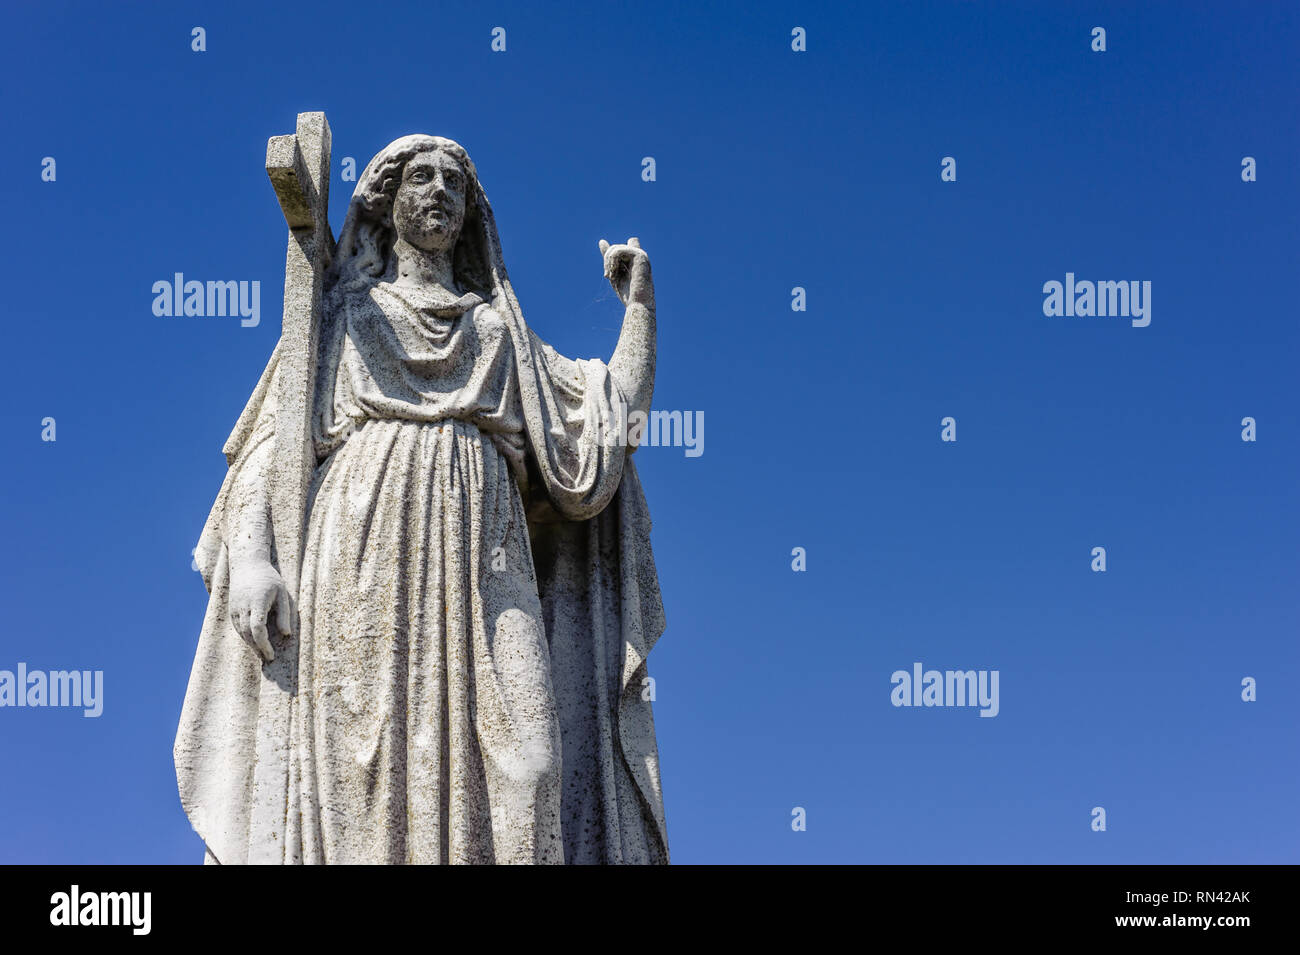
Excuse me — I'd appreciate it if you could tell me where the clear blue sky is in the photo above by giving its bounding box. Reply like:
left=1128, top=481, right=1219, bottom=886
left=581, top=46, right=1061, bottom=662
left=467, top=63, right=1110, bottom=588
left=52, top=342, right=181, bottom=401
left=0, top=0, right=1295, bottom=863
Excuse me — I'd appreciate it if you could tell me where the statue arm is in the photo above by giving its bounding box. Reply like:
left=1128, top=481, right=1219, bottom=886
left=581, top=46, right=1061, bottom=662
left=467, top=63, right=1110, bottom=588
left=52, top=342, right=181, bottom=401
left=610, top=300, right=656, bottom=419
left=227, top=436, right=274, bottom=566
left=223, top=413, right=291, bottom=663
left=603, top=238, right=656, bottom=418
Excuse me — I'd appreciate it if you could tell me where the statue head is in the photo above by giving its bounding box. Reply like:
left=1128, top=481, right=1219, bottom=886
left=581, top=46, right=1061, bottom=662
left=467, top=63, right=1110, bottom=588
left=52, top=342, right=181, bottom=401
left=329, top=135, right=496, bottom=297
left=391, top=146, right=470, bottom=256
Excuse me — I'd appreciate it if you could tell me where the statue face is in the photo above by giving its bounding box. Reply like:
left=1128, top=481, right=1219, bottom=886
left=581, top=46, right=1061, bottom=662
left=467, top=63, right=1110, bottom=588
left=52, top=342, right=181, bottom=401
left=391, top=149, right=468, bottom=253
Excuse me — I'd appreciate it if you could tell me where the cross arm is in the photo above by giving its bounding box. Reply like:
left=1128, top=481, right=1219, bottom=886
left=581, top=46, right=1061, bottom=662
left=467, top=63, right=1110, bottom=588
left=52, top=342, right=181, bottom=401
left=265, top=134, right=316, bottom=230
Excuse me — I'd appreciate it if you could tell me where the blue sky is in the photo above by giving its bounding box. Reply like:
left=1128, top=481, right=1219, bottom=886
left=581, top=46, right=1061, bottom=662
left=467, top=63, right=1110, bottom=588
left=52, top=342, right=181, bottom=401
left=0, top=0, right=1296, bottom=863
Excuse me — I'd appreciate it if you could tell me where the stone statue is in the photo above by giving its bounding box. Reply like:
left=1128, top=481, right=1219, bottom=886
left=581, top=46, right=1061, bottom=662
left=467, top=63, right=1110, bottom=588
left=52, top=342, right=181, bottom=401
left=174, top=114, right=669, bottom=864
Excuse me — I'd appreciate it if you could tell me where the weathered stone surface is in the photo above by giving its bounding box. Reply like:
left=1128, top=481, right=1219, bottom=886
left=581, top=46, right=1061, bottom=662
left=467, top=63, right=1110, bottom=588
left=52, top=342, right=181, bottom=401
left=175, top=119, right=668, bottom=864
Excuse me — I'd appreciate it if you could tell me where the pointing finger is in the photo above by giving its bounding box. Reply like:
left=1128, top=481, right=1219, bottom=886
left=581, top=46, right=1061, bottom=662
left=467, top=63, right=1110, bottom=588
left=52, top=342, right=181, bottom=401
left=628, top=236, right=641, bottom=249
left=598, top=239, right=610, bottom=255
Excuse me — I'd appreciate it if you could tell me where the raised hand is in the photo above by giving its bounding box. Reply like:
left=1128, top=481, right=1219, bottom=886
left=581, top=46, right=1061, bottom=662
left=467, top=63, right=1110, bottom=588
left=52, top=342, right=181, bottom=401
left=599, top=236, right=654, bottom=308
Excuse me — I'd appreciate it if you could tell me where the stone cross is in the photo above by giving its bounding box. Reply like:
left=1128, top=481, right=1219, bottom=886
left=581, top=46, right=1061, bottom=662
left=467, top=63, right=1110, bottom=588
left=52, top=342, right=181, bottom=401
left=265, top=111, right=331, bottom=604
left=249, top=111, right=332, bottom=861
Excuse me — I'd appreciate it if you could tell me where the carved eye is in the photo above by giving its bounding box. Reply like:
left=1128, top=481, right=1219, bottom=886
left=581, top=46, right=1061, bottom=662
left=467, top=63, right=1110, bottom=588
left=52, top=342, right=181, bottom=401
left=408, top=169, right=431, bottom=184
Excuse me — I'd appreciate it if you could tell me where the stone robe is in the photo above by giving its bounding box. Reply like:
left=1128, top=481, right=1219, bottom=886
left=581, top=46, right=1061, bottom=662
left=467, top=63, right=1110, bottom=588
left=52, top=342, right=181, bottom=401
left=175, top=277, right=669, bottom=864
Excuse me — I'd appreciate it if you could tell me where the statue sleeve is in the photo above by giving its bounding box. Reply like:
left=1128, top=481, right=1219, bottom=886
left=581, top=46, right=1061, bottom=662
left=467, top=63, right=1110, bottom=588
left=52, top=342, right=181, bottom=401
left=528, top=449, right=670, bottom=863
left=178, top=347, right=283, bottom=865
left=193, top=349, right=282, bottom=590
left=516, top=327, right=627, bottom=522
left=513, top=326, right=670, bottom=862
